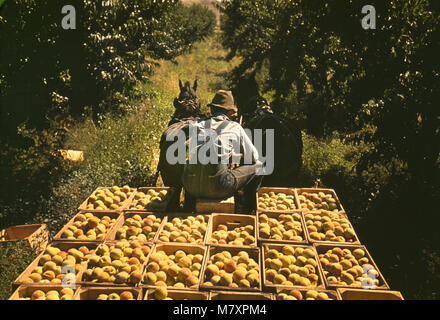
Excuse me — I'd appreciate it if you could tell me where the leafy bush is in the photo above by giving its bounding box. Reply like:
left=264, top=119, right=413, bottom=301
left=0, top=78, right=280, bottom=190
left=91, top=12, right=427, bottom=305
left=298, top=132, right=374, bottom=220
left=0, top=242, right=38, bottom=300
left=298, top=132, right=440, bottom=298
left=151, top=3, right=217, bottom=60
left=0, top=0, right=208, bottom=129
left=0, top=122, right=67, bottom=227
left=37, top=101, right=171, bottom=233
left=221, top=0, right=439, bottom=182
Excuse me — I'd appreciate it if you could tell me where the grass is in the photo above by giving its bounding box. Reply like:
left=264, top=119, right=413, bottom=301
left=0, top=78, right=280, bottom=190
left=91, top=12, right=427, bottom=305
left=0, top=242, right=38, bottom=300
left=142, top=33, right=241, bottom=114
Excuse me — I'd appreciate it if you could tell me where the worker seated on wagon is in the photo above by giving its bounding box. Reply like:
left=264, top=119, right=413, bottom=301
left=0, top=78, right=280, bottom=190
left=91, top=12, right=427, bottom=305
left=182, top=90, right=263, bottom=212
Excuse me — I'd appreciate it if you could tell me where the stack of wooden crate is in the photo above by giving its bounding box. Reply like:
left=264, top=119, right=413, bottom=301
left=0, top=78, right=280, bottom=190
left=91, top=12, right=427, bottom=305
left=9, top=186, right=404, bottom=300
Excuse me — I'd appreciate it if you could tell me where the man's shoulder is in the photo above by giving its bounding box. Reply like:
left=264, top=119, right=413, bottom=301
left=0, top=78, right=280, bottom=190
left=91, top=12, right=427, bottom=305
left=196, top=114, right=245, bottom=132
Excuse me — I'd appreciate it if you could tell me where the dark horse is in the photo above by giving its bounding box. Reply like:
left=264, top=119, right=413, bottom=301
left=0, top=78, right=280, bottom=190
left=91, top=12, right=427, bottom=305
left=240, top=95, right=303, bottom=187
left=157, top=80, right=205, bottom=210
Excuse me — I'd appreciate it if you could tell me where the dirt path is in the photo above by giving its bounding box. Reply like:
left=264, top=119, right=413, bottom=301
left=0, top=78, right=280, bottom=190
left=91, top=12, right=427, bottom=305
left=142, top=34, right=240, bottom=114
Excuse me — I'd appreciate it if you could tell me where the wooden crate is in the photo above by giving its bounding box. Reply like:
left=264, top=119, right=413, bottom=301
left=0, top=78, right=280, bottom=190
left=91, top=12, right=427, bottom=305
left=9, top=285, right=80, bottom=300
left=314, top=243, right=389, bottom=290
left=337, top=288, right=404, bottom=300
left=156, top=213, right=211, bottom=245
left=14, top=242, right=98, bottom=286
left=275, top=287, right=341, bottom=300
left=75, top=286, right=142, bottom=300
left=209, top=291, right=273, bottom=300
left=303, top=211, right=361, bottom=245
left=145, top=288, right=209, bottom=300
left=125, top=187, right=175, bottom=213
left=200, top=245, right=262, bottom=292
left=206, top=213, right=257, bottom=247
left=78, top=187, right=136, bottom=212
left=141, top=243, right=207, bottom=291
left=57, top=149, right=84, bottom=162
left=196, top=197, right=235, bottom=214
left=294, top=188, right=345, bottom=213
left=0, top=224, right=49, bottom=253
left=257, top=211, right=308, bottom=245
left=257, top=187, right=298, bottom=212
left=53, top=211, right=120, bottom=243
left=105, top=211, right=167, bottom=243
left=80, top=241, right=152, bottom=287
left=261, top=243, right=325, bottom=291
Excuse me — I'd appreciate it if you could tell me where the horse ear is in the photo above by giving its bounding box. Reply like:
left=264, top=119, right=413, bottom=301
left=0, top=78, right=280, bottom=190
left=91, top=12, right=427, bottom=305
left=179, top=79, right=183, bottom=91
left=193, top=79, right=198, bottom=92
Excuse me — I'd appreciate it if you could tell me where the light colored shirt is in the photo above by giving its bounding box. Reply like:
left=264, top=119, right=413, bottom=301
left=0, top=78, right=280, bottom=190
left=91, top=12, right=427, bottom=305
left=188, top=113, right=260, bottom=166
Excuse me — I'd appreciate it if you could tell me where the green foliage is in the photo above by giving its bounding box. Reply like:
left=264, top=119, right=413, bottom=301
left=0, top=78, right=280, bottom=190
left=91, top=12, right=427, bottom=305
left=221, top=0, right=439, bottom=180
left=0, top=121, right=67, bottom=226
left=37, top=102, right=170, bottom=233
left=0, top=0, right=208, bottom=130
left=298, top=132, right=375, bottom=221
left=0, top=242, right=38, bottom=300
left=151, top=3, right=217, bottom=60
left=221, top=0, right=440, bottom=298
left=300, top=132, right=368, bottom=187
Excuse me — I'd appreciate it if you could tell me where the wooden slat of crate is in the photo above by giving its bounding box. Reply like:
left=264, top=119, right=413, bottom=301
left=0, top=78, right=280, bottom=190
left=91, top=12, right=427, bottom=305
left=58, top=149, right=84, bottom=162
left=125, top=187, right=175, bottom=213
left=145, top=288, right=209, bottom=300
left=209, top=290, right=273, bottom=300
left=80, top=241, right=153, bottom=287
left=141, top=243, right=207, bottom=292
left=9, top=285, right=80, bottom=300
left=53, top=211, right=120, bottom=243
left=78, top=187, right=136, bottom=213
left=256, top=187, right=298, bottom=212
left=314, top=243, right=390, bottom=290
left=14, top=242, right=98, bottom=286
left=200, top=245, right=262, bottom=292
left=155, top=213, right=212, bottom=245
left=337, top=288, right=404, bottom=300
left=75, top=286, right=142, bottom=300
left=303, top=210, right=361, bottom=245
left=206, top=213, right=257, bottom=247
left=105, top=211, right=167, bottom=243
left=261, top=243, right=325, bottom=291
left=294, top=188, right=345, bottom=213
left=0, top=224, right=49, bottom=253
left=256, top=210, right=308, bottom=245
left=196, top=197, right=235, bottom=214
left=274, top=287, right=341, bottom=300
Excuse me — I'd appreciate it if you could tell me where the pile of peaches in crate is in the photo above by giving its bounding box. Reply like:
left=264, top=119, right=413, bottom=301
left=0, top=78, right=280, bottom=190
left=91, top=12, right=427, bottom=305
left=10, top=186, right=404, bottom=300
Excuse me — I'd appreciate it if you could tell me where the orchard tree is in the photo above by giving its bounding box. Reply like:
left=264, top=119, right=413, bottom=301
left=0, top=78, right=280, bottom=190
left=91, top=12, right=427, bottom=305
left=221, top=0, right=439, bottom=186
